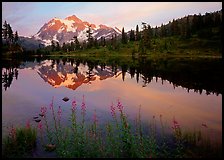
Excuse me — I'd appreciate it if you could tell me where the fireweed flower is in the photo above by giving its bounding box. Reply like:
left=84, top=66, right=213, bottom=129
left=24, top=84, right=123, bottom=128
left=72, top=98, right=77, bottom=112
left=110, top=102, right=116, bottom=118
left=57, top=106, right=62, bottom=120
left=81, top=95, right=86, bottom=115
left=9, top=126, right=16, bottom=140
left=40, top=106, right=47, bottom=115
left=38, top=121, right=43, bottom=130
left=49, top=96, right=54, bottom=110
left=117, top=100, right=124, bottom=113
left=172, top=117, right=180, bottom=130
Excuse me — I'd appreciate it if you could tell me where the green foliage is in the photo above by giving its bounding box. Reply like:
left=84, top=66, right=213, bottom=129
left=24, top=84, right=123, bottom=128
left=2, top=125, right=37, bottom=158
left=33, top=97, right=221, bottom=158
left=122, top=27, right=128, bottom=44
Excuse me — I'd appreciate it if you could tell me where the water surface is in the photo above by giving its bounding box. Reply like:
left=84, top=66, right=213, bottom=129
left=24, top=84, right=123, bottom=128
left=2, top=56, right=222, bottom=144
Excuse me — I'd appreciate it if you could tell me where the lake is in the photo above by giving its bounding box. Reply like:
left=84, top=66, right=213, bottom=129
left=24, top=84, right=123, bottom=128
left=2, top=55, right=222, bottom=146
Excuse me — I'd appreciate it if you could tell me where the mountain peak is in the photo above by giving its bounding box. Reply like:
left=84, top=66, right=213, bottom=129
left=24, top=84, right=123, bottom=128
left=65, top=15, right=82, bottom=23
left=99, top=24, right=110, bottom=29
left=35, top=14, right=121, bottom=46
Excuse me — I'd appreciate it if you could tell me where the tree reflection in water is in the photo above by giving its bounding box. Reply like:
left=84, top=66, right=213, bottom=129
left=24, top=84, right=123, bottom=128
left=2, top=56, right=222, bottom=96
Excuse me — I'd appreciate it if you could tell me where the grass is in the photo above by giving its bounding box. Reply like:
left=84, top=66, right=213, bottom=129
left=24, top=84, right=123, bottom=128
left=27, top=96, right=222, bottom=158
left=2, top=121, right=37, bottom=158
left=38, top=33, right=221, bottom=58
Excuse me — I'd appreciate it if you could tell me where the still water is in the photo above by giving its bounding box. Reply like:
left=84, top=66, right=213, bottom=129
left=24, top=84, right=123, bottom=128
left=2, top=56, right=222, bottom=144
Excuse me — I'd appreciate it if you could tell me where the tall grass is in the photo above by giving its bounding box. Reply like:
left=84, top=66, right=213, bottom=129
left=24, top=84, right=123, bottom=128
left=2, top=120, right=37, bottom=158
left=3, top=96, right=221, bottom=158
left=33, top=96, right=222, bottom=158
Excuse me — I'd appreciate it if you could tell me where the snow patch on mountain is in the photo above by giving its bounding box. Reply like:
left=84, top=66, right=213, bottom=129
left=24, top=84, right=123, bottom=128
left=42, top=39, right=52, bottom=46
left=34, top=15, right=121, bottom=46
left=58, top=26, right=65, bottom=33
left=77, top=28, right=88, bottom=42
left=52, top=34, right=59, bottom=42
left=48, top=22, right=55, bottom=27
left=60, top=19, right=77, bottom=32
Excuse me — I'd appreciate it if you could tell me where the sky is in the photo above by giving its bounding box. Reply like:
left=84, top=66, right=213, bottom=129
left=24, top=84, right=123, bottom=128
left=2, top=2, right=222, bottom=37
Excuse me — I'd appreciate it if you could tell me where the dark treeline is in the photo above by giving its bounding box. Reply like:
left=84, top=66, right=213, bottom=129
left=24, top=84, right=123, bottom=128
left=2, top=21, right=23, bottom=53
left=2, top=55, right=222, bottom=95
left=2, top=9, right=221, bottom=56
left=42, top=9, right=221, bottom=55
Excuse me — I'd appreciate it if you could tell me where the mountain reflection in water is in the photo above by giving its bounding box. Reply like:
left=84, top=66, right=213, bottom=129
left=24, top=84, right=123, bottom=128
left=2, top=56, right=222, bottom=145
left=2, top=56, right=222, bottom=95
left=37, top=61, right=122, bottom=90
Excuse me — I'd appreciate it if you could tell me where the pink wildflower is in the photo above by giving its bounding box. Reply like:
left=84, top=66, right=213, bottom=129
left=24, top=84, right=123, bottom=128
left=49, top=96, right=54, bottom=110
left=57, top=106, right=62, bottom=120
left=38, top=121, right=43, bottom=130
left=172, top=117, right=180, bottom=130
left=81, top=95, right=86, bottom=115
left=117, top=100, right=124, bottom=113
left=173, top=119, right=178, bottom=125
left=110, top=102, right=116, bottom=118
left=72, top=98, right=77, bottom=112
left=9, top=126, right=16, bottom=140
left=40, top=106, right=47, bottom=115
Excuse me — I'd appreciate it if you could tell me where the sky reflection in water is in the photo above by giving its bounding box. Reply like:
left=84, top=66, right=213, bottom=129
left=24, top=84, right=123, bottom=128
left=2, top=59, right=222, bottom=143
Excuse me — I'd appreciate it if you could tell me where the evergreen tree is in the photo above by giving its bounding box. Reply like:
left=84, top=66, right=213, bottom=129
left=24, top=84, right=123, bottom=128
left=74, top=36, right=80, bottom=50
left=141, top=23, right=151, bottom=50
left=14, top=31, right=19, bottom=44
left=185, top=16, right=191, bottom=38
left=136, top=25, right=141, bottom=41
left=114, top=34, right=118, bottom=49
left=100, top=36, right=105, bottom=46
left=171, top=19, right=179, bottom=36
left=51, top=40, right=55, bottom=52
left=103, top=37, right=106, bottom=47
left=94, top=38, right=98, bottom=48
left=56, top=42, right=60, bottom=51
left=121, top=27, right=127, bottom=44
left=86, top=24, right=94, bottom=48
left=62, top=42, right=67, bottom=52
left=154, top=26, right=158, bottom=38
left=160, top=23, right=166, bottom=37
left=70, top=42, right=75, bottom=51
left=129, top=29, right=135, bottom=41
left=7, top=24, right=14, bottom=43
left=111, top=35, right=114, bottom=46
left=2, top=20, right=8, bottom=40
left=214, top=13, right=221, bottom=26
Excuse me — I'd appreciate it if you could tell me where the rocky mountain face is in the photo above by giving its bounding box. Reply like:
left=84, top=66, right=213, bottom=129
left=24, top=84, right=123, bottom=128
left=18, top=36, right=45, bottom=50
left=33, top=15, right=121, bottom=46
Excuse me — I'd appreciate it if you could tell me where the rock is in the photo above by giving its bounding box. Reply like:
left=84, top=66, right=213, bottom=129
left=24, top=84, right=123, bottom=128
left=45, top=144, right=56, bottom=152
left=34, top=119, right=41, bottom=123
left=62, top=97, right=69, bottom=102
left=33, top=116, right=39, bottom=119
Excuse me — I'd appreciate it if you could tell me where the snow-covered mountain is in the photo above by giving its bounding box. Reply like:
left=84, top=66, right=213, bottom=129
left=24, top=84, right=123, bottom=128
left=35, top=60, right=122, bottom=90
left=33, top=15, right=121, bottom=46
